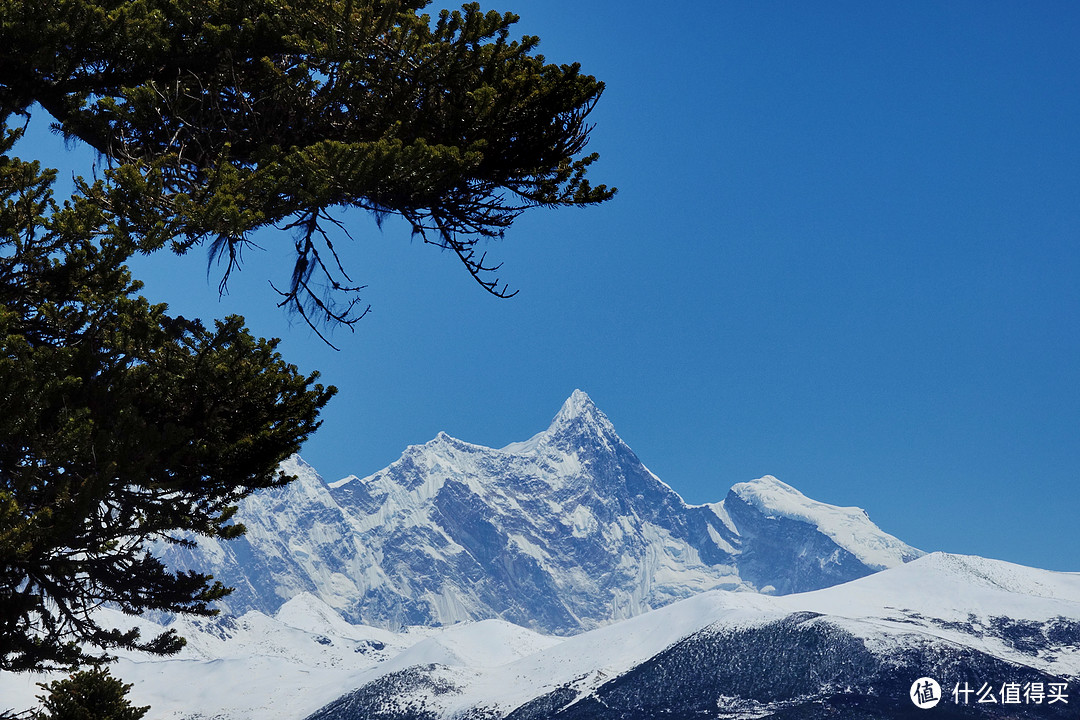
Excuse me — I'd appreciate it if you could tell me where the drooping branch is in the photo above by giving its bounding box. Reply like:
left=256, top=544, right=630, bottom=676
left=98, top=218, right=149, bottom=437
left=262, top=208, right=371, bottom=347
left=0, top=0, right=615, bottom=337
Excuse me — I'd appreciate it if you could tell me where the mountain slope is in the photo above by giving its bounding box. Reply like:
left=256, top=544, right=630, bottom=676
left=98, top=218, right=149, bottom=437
left=159, top=390, right=920, bottom=634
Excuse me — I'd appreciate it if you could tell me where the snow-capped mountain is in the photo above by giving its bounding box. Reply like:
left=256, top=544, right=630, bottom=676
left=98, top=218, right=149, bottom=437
left=2, top=393, right=1072, bottom=720
left=4, top=552, right=1071, bottom=720
left=158, top=390, right=921, bottom=634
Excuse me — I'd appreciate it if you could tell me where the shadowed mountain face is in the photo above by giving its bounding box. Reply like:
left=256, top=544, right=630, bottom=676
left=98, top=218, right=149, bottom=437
left=159, top=390, right=920, bottom=634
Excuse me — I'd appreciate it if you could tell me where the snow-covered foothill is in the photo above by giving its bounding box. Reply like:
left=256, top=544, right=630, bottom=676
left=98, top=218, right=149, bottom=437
left=303, top=550, right=1080, bottom=720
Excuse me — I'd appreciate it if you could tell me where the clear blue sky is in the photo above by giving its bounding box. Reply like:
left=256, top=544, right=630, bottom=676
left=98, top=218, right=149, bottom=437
left=20, top=1, right=1080, bottom=571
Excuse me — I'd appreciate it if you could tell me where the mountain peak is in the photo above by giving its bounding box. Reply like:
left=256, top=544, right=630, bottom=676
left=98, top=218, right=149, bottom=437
left=549, top=389, right=615, bottom=434
left=497, top=391, right=616, bottom=455
left=561, top=388, right=596, bottom=413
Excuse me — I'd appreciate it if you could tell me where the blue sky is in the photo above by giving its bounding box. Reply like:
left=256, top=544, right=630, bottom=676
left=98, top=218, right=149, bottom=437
left=20, top=1, right=1080, bottom=571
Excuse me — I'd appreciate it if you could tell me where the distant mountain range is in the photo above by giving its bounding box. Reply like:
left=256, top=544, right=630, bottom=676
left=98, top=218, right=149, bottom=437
left=158, top=390, right=922, bottom=634
left=2, top=392, right=1070, bottom=720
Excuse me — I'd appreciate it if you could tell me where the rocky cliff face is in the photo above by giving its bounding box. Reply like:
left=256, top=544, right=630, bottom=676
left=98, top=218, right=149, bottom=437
left=159, top=390, right=920, bottom=634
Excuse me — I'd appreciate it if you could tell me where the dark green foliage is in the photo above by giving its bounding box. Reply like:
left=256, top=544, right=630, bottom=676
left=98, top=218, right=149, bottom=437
left=34, top=667, right=149, bottom=720
left=0, top=125, right=335, bottom=671
left=0, top=0, right=614, bottom=335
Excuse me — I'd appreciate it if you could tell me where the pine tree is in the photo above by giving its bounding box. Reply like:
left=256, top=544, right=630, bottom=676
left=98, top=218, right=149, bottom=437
left=0, top=124, right=335, bottom=672
left=35, top=667, right=149, bottom=720
left=0, top=0, right=614, bottom=338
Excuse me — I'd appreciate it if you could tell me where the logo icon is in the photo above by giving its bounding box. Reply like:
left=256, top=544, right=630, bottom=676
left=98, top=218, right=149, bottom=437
left=910, top=677, right=942, bottom=709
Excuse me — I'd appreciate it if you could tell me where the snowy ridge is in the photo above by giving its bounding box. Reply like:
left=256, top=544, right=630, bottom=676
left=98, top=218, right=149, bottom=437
left=798, top=551, right=1080, bottom=621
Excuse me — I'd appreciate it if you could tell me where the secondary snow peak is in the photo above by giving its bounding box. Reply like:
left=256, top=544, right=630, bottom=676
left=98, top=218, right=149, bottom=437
left=729, top=475, right=923, bottom=571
